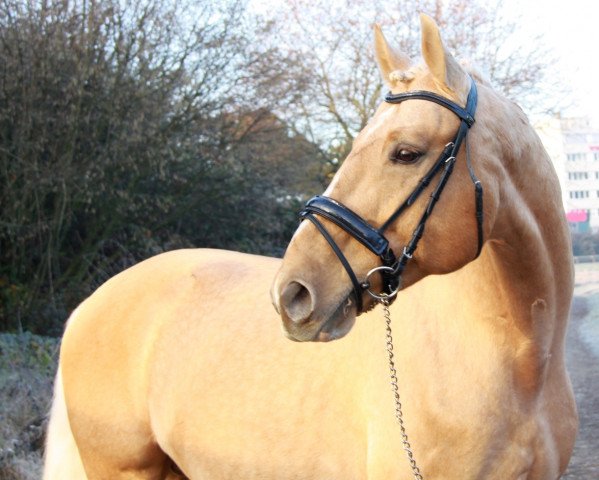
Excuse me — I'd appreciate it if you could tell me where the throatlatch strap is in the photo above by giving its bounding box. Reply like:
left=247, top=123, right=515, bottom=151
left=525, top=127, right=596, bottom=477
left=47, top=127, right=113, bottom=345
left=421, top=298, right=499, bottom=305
left=466, top=136, right=484, bottom=257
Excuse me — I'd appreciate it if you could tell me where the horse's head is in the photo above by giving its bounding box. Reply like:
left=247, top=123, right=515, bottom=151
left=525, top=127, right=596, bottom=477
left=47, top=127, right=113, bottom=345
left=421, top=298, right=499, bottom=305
left=272, top=14, right=499, bottom=342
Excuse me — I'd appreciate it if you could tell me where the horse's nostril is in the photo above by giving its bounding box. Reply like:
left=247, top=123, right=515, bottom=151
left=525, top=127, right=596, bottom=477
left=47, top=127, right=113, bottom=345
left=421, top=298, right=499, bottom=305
left=281, top=281, right=314, bottom=324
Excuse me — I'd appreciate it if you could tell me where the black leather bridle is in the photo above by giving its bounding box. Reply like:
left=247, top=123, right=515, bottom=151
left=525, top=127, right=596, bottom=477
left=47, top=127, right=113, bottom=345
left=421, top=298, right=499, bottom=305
left=299, top=77, right=483, bottom=313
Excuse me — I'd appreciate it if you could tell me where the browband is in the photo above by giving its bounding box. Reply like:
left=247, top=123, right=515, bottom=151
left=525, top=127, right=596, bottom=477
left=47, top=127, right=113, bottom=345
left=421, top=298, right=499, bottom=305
left=385, top=90, right=475, bottom=127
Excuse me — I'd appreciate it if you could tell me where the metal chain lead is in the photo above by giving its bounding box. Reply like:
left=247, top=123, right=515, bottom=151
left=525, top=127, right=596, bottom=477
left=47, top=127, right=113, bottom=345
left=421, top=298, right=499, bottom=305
left=380, top=296, right=424, bottom=480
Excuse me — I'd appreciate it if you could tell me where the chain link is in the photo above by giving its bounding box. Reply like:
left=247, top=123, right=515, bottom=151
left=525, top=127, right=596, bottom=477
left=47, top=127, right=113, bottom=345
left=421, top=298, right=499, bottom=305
left=380, top=296, right=424, bottom=480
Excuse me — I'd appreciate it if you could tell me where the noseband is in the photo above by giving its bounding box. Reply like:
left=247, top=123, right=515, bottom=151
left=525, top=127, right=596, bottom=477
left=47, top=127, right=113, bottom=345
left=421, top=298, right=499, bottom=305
left=299, top=77, right=482, bottom=313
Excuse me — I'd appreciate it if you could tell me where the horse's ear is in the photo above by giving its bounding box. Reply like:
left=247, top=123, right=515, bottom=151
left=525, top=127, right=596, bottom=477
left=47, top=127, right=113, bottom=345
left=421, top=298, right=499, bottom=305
left=374, top=24, right=411, bottom=87
left=420, top=13, right=469, bottom=101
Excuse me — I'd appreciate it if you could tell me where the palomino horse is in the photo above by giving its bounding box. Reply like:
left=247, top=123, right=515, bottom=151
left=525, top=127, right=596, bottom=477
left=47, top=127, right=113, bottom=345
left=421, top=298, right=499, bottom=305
left=44, top=14, right=577, bottom=480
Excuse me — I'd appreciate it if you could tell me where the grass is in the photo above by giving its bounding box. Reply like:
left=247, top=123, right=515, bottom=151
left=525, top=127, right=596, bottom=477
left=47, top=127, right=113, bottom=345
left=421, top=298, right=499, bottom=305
left=0, top=333, right=60, bottom=480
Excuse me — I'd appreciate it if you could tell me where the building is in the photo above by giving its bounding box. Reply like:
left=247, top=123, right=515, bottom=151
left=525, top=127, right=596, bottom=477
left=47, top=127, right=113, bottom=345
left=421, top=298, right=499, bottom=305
left=536, top=117, right=599, bottom=233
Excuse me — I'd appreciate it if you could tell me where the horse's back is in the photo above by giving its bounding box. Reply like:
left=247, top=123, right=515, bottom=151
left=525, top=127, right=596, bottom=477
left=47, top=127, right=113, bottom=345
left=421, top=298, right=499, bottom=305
left=62, top=248, right=281, bottom=365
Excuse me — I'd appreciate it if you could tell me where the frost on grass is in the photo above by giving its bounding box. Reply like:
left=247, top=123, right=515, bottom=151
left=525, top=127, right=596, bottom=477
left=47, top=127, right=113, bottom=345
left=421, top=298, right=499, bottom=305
left=0, top=333, right=59, bottom=480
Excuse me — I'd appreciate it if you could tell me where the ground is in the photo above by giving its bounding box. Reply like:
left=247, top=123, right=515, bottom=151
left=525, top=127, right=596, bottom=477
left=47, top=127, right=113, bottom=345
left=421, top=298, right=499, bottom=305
left=562, top=263, right=599, bottom=479
left=0, top=264, right=598, bottom=479
left=0, top=333, right=58, bottom=479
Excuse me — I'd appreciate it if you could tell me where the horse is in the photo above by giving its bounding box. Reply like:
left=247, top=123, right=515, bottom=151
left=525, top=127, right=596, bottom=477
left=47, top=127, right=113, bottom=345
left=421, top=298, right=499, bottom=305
left=43, top=13, right=577, bottom=480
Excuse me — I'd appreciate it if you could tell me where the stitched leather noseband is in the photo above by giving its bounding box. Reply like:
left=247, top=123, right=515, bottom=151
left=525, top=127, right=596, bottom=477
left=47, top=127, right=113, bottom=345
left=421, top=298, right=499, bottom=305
left=299, top=77, right=482, bottom=313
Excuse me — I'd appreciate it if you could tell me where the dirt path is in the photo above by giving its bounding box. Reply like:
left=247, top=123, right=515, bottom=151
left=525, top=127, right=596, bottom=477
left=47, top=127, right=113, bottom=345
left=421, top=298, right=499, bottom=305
left=562, top=265, right=599, bottom=479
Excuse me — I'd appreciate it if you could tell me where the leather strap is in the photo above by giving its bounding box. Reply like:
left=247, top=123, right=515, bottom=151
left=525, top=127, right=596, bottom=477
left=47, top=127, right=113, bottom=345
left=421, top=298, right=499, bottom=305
left=378, top=141, right=455, bottom=232
left=466, top=136, right=484, bottom=257
left=301, top=196, right=390, bottom=257
left=298, top=77, right=481, bottom=312
left=385, top=90, right=475, bottom=127
left=382, top=79, right=482, bottom=259
left=303, top=214, right=365, bottom=313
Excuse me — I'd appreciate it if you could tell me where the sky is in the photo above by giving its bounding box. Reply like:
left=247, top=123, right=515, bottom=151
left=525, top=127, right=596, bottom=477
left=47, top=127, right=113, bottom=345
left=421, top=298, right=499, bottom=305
left=504, top=0, right=599, bottom=125
left=249, top=0, right=599, bottom=125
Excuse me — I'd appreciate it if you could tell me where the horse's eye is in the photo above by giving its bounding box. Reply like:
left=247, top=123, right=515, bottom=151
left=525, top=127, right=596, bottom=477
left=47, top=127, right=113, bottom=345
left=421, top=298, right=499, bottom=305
left=390, top=147, right=421, bottom=164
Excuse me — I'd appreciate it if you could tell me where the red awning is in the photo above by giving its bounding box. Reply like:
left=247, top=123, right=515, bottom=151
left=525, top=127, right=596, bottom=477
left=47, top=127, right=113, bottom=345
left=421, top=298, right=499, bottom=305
left=566, top=209, right=588, bottom=223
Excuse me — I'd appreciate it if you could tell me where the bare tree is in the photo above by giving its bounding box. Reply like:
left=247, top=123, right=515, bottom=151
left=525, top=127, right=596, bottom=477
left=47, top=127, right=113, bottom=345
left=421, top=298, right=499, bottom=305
left=263, top=0, right=556, bottom=170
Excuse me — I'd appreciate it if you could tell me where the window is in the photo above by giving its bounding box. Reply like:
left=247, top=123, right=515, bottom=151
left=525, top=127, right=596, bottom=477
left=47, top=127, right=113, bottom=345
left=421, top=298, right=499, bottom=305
left=567, top=153, right=587, bottom=162
left=568, top=171, right=589, bottom=180
left=570, top=190, right=590, bottom=199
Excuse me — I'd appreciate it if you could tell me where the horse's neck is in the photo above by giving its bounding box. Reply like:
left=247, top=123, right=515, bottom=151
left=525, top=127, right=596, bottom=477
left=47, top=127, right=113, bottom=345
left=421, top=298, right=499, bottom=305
left=477, top=219, right=558, bottom=325
left=455, top=99, right=573, bottom=335
left=379, top=156, right=573, bottom=372
left=420, top=150, right=574, bottom=389
left=486, top=142, right=573, bottom=328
